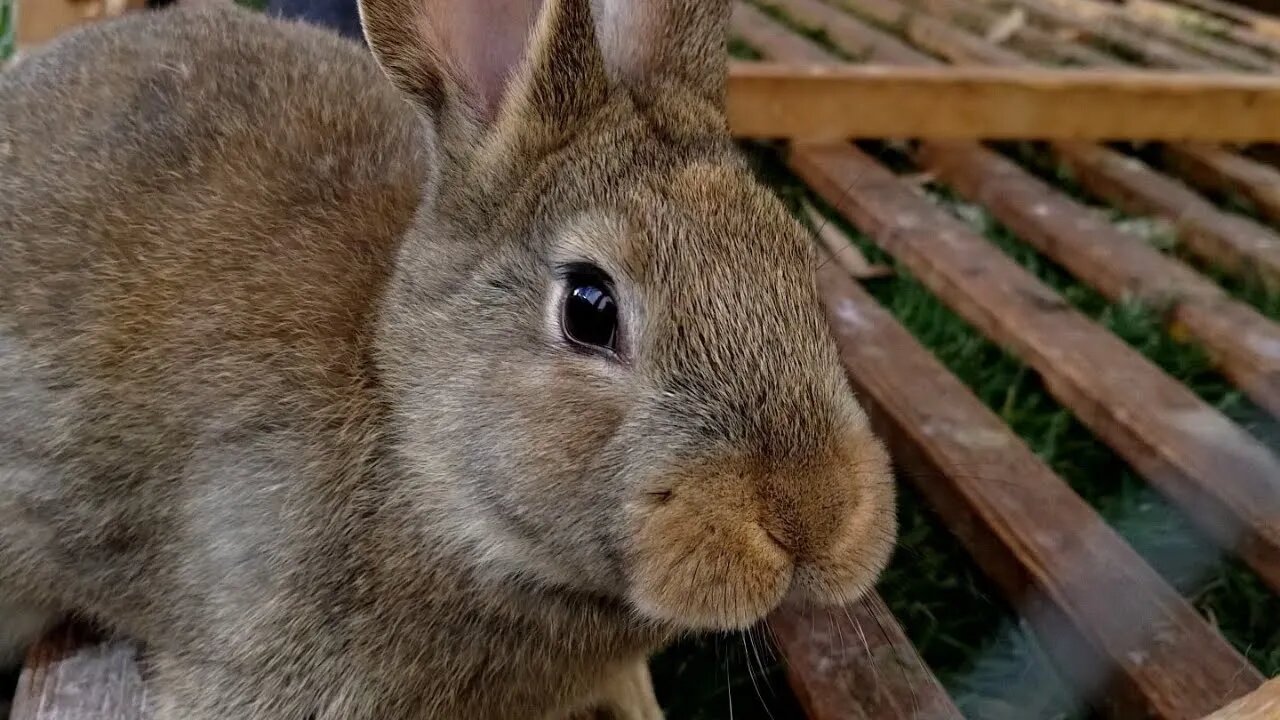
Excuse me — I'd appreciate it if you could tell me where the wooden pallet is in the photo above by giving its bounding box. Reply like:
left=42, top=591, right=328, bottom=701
left=9, top=1, right=1280, bottom=719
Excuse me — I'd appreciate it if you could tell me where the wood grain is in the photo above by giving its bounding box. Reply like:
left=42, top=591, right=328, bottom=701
left=748, top=0, right=1280, bottom=417
left=834, top=0, right=1280, bottom=248
left=11, top=624, right=150, bottom=720
left=1053, top=140, right=1280, bottom=289
left=918, top=141, right=1280, bottom=420
left=1034, top=0, right=1278, bottom=71
left=770, top=594, right=962, bottom=720
left=726, top=62, right=1280, bottom=141
left=1161, top=142, right=1280, bottom=226
left=793, top=139, right=1280, bottom=594
left=811, top=247, right=1263, bottom=719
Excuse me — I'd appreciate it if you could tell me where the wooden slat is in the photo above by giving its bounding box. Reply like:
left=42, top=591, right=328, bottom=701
left=1119, top=0, right=1280, bottom=65
left=753, top=0, right=1280, bottom=585
left=1168, top=0, right=1280, bottom=42
left=753, top=0, right=927, bottom=62
left=734, top=9, right=1280, bottom=717
left=909, top=0, right=1127, bottom=66
left=1160, top=142, right=1280, bottom=226
left=807, top=0, right=1280, bottom=290
left=770, top=594, right=962, bottom=720
left=1053, top=141, right=1280, bottom=289
left=918, top=141, right=1280, bottom=419
left=725, top=62, right=1280, bottom=141
left=12, top=624, right=149, bottom=720
left=1198, top=677, right=1280, bottom=720
left=968, top=0, right=1224, bottom=69
left=792, top=140, right=1280, bottom=593
left=811, top=251, right=1263, bottom=718
left=1036, top=0, right=1280, bottom=70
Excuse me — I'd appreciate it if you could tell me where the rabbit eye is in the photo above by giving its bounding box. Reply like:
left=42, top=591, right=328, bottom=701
left=561, top=266, right=618, bottom=353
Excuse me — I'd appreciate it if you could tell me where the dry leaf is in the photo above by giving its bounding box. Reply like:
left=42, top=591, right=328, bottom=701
left=804, top=204, right=894, bottom=280
left=986, top=8, right=1027, bottom=45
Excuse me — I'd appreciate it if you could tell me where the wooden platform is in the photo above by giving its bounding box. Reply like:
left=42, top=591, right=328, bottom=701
left=9, top=1, right=1280, bottom=719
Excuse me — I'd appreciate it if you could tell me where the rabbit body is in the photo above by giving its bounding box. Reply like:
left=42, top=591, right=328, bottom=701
left=0, top=1, right=896, bottom=718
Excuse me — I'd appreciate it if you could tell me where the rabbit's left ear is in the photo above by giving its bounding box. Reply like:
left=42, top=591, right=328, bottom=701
left=592, top=0, right=731, bottom=107
left=359, top=0, right=608, bottom=133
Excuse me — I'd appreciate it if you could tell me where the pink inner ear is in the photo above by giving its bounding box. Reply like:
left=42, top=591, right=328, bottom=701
left=592, top=0, right=652, bottom=85
left=417, top=0, right=546, bottom=119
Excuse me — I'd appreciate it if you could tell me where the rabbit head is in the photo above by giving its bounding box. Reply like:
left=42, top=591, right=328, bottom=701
left=362, top=0, right=896, bottom=631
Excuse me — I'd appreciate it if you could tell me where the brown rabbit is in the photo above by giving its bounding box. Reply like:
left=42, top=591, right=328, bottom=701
left=0, top=0, right=896, bottom=717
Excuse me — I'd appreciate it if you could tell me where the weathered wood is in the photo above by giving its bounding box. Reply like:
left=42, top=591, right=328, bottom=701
left=793, top=140, right=1280, bottom=595
left=732, top=2, right=838, bottom=63
left=812, top=248, right=1264, bottom=719
left=11, top=624, right=149, bottom=720
left=1167, top=0, right=1280, bottom=42
left=737, top=5, right=1280, bottom=709
left=909, top=0, right=1126, bottom=66
left=1198, top=677, right=1280, bottom=720
left=770, top=594, right=962, bottom=720
left=768, top=0, right=1280, bottom=290
left=1053, top=141, right=1280, bottom=289
left=1035, top=0, right=1279, bottom=70
left=753, top=0, right=926, bottom=62
left=848, top=0, right=1280, bottom=270
left=1121, top=0, right=1280, bottom=64
left=1160, top=142, right=1280, bottom=225
left=725, top=62, right=1280, bottom=141
left=918, top=141, right=1280, bottom=419
left=960, top=0, right=1223, bottom=69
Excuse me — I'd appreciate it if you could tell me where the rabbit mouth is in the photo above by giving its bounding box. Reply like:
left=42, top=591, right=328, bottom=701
left=622, top=449, right=896, bottom=631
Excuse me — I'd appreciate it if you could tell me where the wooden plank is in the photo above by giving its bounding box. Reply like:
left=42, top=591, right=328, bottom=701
left=917, top=141, right=1280, bottom=419
left=1052, top=140, right=1280, bottom=289
left=909, top=0, right=1127, bottom=66
left=1168, top=0, right=1280, bottom=41
left=11, top=623, right=149, bottom=720
left=770, top=594, right=962, bottom=720
left=725, top=62, right=1280, bottom=141
left=764, top=0, right=1280, bottom=405
left=811, top=247, right=1264, bottom=719
left=1198, top=677, right=1280, bottom=719
left=845, top=0, right=1280, bottom=274
left=960, top=0, right=1224, bottom=69
left=753, top=0, right=926, bottom=62
left=1035, top=0, right=1280, bottom=70
left=1122, top=0, right=1280, bottom=64
left=792, top=140, right=1280, bottom=595
left=732, top=2, right=839, bottom=63
left=1160, top=142, right=1280, bottom=226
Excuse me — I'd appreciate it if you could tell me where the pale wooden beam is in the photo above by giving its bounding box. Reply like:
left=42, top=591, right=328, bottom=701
left=725, top=61, right=1280, bottom=141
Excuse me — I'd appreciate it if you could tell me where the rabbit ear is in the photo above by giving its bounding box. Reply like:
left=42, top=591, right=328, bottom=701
left=358, top=0, right=606, bottom=129
left=592, top=0, right=731, bottom=107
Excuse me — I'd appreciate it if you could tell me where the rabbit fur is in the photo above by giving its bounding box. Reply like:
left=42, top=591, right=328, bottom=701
left=0, top=0, right=897, bottom=717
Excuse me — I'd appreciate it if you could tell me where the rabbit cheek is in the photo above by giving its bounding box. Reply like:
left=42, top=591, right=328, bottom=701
left=625, top=480, right=793, bottom=631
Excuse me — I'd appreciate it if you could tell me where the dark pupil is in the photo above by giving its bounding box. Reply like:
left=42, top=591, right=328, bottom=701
left=563, top=280, right=617, bottom=350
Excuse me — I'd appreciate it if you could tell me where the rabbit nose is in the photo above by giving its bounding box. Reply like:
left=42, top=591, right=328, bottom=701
left=757, top=473, right=852, bottom=563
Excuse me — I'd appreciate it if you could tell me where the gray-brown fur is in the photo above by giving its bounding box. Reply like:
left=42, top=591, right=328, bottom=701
left=0, top=1, right=896, bottom=718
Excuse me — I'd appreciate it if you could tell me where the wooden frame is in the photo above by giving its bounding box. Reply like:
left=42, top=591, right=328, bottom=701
left=726, top=62, right=1280, bottom=141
